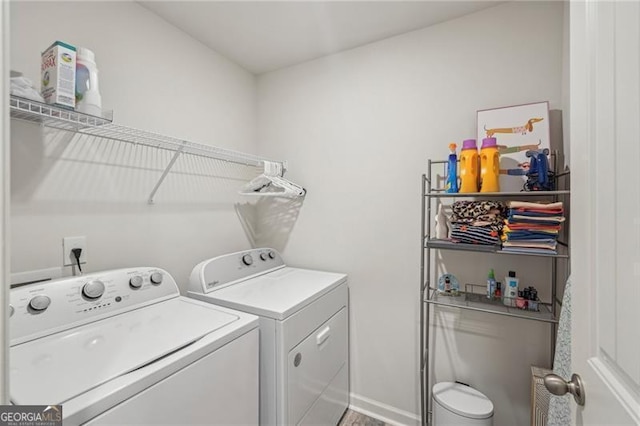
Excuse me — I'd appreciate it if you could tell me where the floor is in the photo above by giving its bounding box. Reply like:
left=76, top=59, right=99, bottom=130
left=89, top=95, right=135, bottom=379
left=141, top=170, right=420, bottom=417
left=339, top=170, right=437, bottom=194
left=339, top=409, right=387, bottom=426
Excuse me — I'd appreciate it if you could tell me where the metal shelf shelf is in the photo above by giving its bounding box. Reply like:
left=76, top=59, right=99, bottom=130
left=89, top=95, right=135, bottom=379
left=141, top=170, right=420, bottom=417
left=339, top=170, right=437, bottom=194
left=420, top=155, right=569, bottom=425
left=424, top=288, right=557, bottom=324
left=425, top=238, right=569, bottom=259
left=9, top=95, right=286, bottom=203
left=426, top=190, right=570, bottom=198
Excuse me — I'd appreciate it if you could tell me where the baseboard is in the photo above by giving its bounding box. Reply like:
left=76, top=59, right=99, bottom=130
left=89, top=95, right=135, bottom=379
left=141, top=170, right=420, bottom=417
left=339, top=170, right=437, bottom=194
left=349, top=393, right=420, bottom=426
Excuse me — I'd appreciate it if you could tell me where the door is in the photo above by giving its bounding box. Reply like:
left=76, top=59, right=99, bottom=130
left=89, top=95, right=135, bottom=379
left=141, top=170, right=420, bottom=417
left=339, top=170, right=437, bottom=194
left=287, top=307, right=347, bottom=424
left=570, top=1, right=640, bottom=424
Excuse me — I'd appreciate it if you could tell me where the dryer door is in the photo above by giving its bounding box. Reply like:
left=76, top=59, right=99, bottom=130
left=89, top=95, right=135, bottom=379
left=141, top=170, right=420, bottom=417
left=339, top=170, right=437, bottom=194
left=287, top=307, right=347, bottom=424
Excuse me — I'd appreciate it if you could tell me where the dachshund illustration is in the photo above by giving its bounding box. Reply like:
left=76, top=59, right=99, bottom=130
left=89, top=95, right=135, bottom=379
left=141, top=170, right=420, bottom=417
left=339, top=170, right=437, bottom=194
left=500, top=163, right=531, bottom=175
left=484, top=118, right=544, bottom=137
left=497, top=140, right=542, bottom=154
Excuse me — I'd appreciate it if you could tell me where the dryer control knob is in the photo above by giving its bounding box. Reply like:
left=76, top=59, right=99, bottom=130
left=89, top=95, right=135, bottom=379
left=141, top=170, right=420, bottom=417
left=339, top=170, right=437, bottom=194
left=260, top=253, right=268, bottom=261
left=29, top=295, right=51, bottom=311
left=242, top=254, right=254, bottom=266
left=83, top=280, right=105, bottom=300
left=150, top=272, right=163, bottom=285
left=129, top=275, right=143, bottom=289
left=268, top=251, right=276, bottom=259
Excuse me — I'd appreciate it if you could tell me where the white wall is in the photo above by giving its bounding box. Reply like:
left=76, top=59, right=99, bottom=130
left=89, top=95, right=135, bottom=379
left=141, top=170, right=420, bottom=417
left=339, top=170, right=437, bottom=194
left=9, top=1, right=258, bottom=288
left=257, top=2, right=565, bottom=425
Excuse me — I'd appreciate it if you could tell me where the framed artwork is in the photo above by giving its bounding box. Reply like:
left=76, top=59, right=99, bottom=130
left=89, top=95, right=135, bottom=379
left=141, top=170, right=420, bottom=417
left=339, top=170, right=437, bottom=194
left=477, top=101, right=550, bottom=192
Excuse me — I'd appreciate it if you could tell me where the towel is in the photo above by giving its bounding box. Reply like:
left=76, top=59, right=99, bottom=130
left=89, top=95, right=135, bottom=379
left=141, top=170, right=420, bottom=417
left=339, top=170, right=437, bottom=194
left=10, top=77, right=44, bottom=102
left=548, top=277, right=572, bottom=425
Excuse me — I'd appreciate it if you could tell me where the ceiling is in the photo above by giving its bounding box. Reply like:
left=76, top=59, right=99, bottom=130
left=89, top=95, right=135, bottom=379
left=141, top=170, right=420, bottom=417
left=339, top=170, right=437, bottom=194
left=140, top=1, right=503, bottom=75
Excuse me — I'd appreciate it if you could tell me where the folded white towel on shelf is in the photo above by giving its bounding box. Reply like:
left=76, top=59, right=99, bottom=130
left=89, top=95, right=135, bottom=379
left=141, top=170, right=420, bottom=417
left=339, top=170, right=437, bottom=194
left=10, top=77, right=44, bottom=102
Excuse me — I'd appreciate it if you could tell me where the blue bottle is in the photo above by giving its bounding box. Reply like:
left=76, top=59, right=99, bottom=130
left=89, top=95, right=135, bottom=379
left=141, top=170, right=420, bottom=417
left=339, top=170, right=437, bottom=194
left=445, top=143, right=459, bottom=193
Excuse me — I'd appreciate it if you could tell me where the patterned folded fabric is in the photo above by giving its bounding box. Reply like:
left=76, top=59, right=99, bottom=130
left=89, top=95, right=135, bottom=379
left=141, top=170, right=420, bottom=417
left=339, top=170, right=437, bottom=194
left=508, top=209, right=563, bottom=217
left=503, top=240, right=558, bottom=250
left=450, top=223, right=501, bottom=246
left=451, top=216, right=503, bottom=227
left=504, top=223, right=562, bottom=231
left=451, top=200, right=506, bottom=220
left=508, top=201, right=563, bottom=210
left=502, top=201, right=564, bottom=254
left=501, top=247, right=557, bottom=255
left=508, top=215, right=565, bottom=224
left=506, top=233, right=558, bottom=241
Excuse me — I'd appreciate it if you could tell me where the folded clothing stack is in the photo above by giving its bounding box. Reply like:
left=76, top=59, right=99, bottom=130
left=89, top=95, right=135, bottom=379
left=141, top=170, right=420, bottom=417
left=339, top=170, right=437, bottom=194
left=450, top=200, right=506, bottom=246
left=502, top=201, right=565, bottom=254
left=10, top=76, right=44, bottom=102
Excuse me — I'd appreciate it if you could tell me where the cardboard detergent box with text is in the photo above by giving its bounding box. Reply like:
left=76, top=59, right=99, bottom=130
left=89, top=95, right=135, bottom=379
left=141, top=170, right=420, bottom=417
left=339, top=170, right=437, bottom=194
left=41, top=41, right=76, bottom=109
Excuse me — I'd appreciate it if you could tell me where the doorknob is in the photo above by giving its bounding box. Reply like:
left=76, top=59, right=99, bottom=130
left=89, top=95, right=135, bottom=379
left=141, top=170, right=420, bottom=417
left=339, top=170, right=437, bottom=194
left=544, top=373, right=586, bottom=406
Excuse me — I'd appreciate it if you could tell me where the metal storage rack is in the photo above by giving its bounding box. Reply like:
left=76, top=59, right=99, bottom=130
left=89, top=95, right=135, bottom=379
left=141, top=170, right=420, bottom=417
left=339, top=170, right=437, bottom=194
left=9, top=95, right=291, bottom=203
left=419, top=158, right=570, bottom=426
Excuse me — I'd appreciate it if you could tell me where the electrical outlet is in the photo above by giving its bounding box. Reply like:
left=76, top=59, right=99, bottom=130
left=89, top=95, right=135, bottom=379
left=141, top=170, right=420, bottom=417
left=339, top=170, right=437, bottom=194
left=63, top=236, right=87, bottom=267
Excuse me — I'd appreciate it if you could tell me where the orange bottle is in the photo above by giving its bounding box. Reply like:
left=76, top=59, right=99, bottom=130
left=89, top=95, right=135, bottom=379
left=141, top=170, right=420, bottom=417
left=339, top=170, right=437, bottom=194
left=459, top=139, right=479, bottom=193
left=480, top=137, right=500, bottom=193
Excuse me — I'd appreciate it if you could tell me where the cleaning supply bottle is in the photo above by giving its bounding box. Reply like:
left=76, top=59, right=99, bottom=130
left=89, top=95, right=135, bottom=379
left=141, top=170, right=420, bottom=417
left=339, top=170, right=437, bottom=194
left=445, top=143, right=458, bottom=193
left=486, top=268, right=496, bottom=299
left=75, top=47, right=102, bottom=116
left=480, top=137, right=500, bottom=192
left=503, top=270, right=519, bottom=307
left=459, top=139, right=479, bottom=193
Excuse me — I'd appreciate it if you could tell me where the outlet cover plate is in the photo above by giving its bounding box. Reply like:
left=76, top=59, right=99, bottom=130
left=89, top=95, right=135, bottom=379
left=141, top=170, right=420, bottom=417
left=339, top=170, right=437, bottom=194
left=63, top=236, right=87, bottom=267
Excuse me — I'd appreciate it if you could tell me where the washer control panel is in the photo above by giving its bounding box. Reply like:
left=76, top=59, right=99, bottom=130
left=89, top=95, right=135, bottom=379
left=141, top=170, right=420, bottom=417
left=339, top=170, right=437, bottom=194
left=10, top=267, right=179, bottom=345
left=188, top=248, right=285, bottom=294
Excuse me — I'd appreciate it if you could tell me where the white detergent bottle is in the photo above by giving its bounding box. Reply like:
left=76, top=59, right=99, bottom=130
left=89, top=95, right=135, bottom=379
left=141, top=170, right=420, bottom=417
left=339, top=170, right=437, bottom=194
left=75, top=47, right=102, bottom=116
left=503, top=270, right=519, bottom=307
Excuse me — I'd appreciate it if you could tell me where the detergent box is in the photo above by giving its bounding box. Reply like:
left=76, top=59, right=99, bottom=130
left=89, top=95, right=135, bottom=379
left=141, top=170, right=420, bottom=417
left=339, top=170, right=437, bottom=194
left=41, top=41, right=76, bottom=109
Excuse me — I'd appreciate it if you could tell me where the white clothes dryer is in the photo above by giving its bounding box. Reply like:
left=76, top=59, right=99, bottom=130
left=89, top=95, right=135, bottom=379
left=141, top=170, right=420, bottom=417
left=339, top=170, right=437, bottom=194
left=188, top=248, right=349, bottom=426
left=10, top=267, right=259, bottom=425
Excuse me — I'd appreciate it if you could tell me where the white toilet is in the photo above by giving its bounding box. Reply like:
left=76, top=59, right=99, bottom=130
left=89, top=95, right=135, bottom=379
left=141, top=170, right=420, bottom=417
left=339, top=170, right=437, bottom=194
left=432, top=382, right=494, bottom=425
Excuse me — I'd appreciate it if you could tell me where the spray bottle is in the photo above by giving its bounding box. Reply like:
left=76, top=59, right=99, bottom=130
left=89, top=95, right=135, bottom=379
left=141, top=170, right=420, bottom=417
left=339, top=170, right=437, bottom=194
left=487, top=268, right=496, bottom=299
left=445, top=143, right=459, bottom=193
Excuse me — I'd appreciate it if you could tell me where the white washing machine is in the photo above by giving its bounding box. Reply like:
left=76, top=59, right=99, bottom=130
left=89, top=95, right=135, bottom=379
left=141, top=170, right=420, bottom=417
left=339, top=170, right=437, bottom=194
left=10, top=267, right=260, bottom=425
left=188, top=248, right=349, bottom=426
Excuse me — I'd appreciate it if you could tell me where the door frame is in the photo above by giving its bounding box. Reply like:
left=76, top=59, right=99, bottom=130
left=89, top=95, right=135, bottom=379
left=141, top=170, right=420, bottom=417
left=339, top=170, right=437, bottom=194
left=0, top=0, right=11, bottom=404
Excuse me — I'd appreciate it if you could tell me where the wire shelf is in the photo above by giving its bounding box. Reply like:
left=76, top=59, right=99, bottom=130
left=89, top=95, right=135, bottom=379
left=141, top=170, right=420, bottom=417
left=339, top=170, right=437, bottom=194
left=424, top=288, right=557, bottom=324
left=9, top=95, right=278, bottom=168
left=426, top=190, right=570, bottom=198
left=425, top=238, right=569, bottom=259
left=10, top=95, right=113, bottom=128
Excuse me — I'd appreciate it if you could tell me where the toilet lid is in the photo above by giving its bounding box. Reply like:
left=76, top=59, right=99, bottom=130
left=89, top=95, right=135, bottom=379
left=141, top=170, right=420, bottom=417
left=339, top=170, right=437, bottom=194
left=433, top=382, right=494, bottom=419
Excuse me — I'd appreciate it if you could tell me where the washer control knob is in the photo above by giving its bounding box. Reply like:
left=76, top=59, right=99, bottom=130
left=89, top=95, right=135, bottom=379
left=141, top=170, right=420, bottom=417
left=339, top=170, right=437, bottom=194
left=129, top=275, right=143, bottom=289
left=260, top=253, right=268, bottom=261
left=268, top=251, right=276, bottom=259
left=242, top=254, right=254, bottom=266
left=29, top=295, right=51, bottom=312
left=83, top=280, right=105, bottom=300
left=150, top=272, right=163, bottom=285
left=9, top=305, right=14, bottom=317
